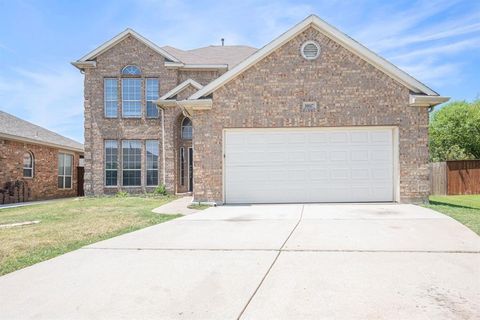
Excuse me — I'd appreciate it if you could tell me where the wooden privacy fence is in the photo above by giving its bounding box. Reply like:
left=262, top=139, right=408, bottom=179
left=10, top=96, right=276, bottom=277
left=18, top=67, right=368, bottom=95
left=430, top=160, right=480, bottom=195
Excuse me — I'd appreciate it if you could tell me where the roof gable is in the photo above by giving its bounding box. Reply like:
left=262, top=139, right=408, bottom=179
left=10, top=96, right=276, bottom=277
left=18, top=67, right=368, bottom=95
left=159, top=79, right=203, bottom=100
left=190, top=15, right=438, bottom=99
left=74, top=29, right=180, bottom=66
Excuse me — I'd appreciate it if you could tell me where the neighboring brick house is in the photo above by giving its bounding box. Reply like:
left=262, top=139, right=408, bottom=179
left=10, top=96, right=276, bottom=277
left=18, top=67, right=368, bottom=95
left=73, top=15, right=449, bottom=204
left=0, top=111, right=84, bottom=204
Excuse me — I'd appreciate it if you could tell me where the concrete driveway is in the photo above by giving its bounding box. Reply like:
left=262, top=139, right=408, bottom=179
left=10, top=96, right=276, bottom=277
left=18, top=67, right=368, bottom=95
left=0, top=204, right=479, bottom=319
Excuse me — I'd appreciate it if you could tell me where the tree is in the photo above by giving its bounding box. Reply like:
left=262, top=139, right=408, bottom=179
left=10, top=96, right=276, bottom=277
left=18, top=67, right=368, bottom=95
left=429, top=100, right=480, bottom=162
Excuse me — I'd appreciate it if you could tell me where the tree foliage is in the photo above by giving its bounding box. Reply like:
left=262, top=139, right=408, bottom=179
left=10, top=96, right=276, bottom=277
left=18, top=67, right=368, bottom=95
left=429, top=100, right=480, bottom=162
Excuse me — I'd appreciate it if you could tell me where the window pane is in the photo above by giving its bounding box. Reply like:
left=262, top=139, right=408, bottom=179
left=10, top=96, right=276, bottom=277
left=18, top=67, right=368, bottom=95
left=23, top=153, right=32, bottom=168
left=58, top=154, right=64, bottom=175
left=181, top=118, right=192, bottom=139
left=147, top=170, right=158, bottom=186
left=122, top=78, right=142, bottom=117
left=122, top=140, right=141, bottom=186
left=104, top=79, right=118, bottom=117
left=105, top=140, right=118, bottom=186
left=146, top=140, right=159, bottom=186
left=65, top=177, right=72, bottom=189
left=121, top=65, right=141, bottom=75
left=64, top=155, right=73, bottom=175
left=122, top=170, right=141, bottom=186
left=23, top=168, right=32, bottom=177
left=58, top=176, right=64, bottom=189
left=106, top=170, right=117, bottom=186
left=146, top=79, right=159, bottom=118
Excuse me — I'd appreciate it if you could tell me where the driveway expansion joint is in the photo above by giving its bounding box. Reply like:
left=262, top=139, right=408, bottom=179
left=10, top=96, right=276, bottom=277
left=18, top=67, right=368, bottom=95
left=236, top=205, right=305, bottom=320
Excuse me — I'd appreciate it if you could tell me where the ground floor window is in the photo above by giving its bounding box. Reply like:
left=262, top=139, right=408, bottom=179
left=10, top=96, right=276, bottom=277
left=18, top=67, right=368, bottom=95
left=146, top=140, right=159, bottom=186
left=105, top=140, right=118, bottom=186
left=23, top=152, right=34, bottom=178
left=122, top=140, right=141, bottom=186
left=58, top=153, right=73, bottom=189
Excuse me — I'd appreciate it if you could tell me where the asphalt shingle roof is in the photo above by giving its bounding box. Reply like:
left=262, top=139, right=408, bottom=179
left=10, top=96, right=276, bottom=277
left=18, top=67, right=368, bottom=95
left=161, top=45, right=257, bottom=69
left=0, top=111, right=83, bottom=152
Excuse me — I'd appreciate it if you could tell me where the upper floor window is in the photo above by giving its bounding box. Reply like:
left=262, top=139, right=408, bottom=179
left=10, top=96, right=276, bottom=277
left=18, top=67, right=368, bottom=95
left=146, top=78, right=159, bottom=118
left=23, top=152, right=34, bottom=178
left=122, top=78, right=142, bottom=117
left=121, top=65, right=142, bottom=75
left=104, top=78, right=118, bottom=118
left=181, top=117, right=192, bottom=140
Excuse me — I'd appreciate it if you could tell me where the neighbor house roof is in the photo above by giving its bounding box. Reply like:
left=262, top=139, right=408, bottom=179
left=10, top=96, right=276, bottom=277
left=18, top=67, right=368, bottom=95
left=161, top=45, right=257, bottom=69
left=0, top=111, right=84, bottom=153
left=190, top=14, right=444, bottom=100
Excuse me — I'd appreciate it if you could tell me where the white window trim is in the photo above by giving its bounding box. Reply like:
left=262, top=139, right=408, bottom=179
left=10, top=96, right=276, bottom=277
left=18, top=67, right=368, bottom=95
left=105, top=140, right=118, bottom=187
left=121, top=78, right=142, bottom=118
left=23, top=151, right=34, bottom=178
left=104, top=78, right=118, bottom=118
left=146, top=140, right=159, bottom=186
left=121, top=140, right=142, bottom=187
left=145, top=78, right=160, bottom=118
left=58, top=152, right=74, bottom=190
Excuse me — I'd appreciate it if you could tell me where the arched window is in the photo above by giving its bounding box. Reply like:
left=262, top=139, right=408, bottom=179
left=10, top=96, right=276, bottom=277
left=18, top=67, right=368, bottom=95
left=181, top=117, right=192, bottom=140
left=23, top=152, right=34, bottom=178
left=121, top=65, right=142, bottom=75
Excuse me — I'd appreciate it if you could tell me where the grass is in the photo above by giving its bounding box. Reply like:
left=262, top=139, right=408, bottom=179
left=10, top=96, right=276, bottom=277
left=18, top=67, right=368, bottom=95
left=0, top=195, right=179, bottom=276
left=425, top=195, right=480, bottom=235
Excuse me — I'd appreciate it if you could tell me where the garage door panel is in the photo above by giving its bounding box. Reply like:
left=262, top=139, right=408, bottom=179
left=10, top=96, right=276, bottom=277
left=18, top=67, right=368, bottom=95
left=225, top=128, right=395, bottom=203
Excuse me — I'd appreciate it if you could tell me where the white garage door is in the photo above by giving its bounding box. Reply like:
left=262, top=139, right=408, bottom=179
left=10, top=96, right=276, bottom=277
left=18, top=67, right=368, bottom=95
left=224, top=127, right=395, bottom=204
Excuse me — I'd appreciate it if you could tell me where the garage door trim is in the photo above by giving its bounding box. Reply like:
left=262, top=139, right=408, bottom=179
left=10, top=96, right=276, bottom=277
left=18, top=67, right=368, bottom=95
left=222, top=126, right=400, bottom=204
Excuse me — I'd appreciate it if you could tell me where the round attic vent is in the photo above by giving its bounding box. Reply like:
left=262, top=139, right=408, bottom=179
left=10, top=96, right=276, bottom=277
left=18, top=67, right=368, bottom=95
left=301, top=41, right=320, bottom=60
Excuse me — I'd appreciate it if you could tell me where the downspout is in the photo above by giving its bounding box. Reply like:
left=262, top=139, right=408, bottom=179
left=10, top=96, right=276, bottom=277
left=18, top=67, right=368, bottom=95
left=161, top=108, right=166, bottom=186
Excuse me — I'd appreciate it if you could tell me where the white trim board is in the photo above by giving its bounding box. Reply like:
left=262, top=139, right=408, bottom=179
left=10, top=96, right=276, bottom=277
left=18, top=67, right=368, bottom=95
left=190, top=14, right=439, bottom=100
left=73, top=28, right=180, bottom=66
left=159, top=79, right=204, bottom=100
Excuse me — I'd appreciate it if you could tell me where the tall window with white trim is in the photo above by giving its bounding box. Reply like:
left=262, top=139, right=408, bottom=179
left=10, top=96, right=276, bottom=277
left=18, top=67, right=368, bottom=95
left=146, top=78, right=159, bottom=118
left=105, top=140, right=118, bottom=186
left=122, top=78, right=142, bottom=117
left=23, top=152, right=34, bottom=178
left=146, top=140, right=159, bottom=186
left=104, top=78, right=118, bottom=117
left=58, top=153, right=73, bottom=189
left=122, top=140, right=141, bottom=186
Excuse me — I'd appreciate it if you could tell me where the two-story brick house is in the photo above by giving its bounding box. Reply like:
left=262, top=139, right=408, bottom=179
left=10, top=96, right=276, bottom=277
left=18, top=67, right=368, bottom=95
left=73, top=15, right=448, bottom=204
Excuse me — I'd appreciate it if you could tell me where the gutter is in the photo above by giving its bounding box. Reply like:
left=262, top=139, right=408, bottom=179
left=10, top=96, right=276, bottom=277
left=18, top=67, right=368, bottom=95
left=0, top=133, right=84, bottom=153
left=409, top=95, right=450, bottom=107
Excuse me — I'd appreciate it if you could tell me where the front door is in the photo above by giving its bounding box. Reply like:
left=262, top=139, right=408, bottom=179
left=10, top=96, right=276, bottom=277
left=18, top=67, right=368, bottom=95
left=188, top=147, right=193, bottom=192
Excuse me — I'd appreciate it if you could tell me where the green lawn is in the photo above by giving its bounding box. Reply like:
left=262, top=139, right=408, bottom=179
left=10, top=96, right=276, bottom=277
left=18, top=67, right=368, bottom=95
left=425, top=195, right=480, bottom=235
left=0, top=196, right=179, bottom=276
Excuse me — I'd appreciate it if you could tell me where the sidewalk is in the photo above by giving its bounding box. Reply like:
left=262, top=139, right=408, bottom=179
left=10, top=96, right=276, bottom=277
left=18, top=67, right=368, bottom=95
left=152, top=196, right=199, bottom=215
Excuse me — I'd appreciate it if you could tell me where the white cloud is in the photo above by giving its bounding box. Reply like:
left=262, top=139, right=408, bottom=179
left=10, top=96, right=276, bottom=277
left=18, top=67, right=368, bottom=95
left=0, top=66, right=83, bottom=142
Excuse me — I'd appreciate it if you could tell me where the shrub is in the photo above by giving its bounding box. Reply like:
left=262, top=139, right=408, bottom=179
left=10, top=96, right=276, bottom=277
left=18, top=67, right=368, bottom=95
left=115, top=191, right=129, bottom=198
left=154, top=184, right=167, bottom=196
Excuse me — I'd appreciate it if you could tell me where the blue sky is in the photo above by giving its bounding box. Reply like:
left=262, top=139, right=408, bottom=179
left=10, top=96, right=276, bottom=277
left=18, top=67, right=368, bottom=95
left=0, top=0, right=479, bottom=143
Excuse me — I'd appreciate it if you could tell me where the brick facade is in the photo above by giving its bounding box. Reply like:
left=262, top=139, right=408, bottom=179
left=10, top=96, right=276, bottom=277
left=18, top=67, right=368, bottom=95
left=191, top=27, right=429, bottom=204
left=83, top=35, right=200, bottom=195
left=82, top=27, right=430, bottom=203
left=0, top=138, right=82, bottom=203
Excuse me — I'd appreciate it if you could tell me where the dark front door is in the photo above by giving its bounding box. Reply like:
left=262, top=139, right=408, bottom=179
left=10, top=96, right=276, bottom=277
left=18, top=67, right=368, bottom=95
left=77, top=166, right=84, bottom=196
left=188, top=148, right=193, bottom=192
